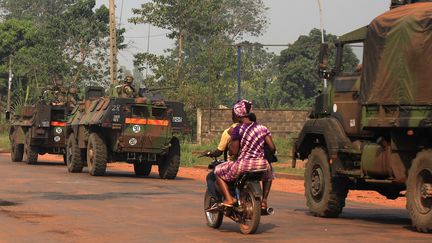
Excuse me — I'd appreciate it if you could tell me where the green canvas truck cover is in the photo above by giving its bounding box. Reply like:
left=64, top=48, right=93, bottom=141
left=360, top=2, right=432, bottom=105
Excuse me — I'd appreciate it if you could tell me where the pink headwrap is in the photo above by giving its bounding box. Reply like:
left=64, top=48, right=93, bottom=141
left=233, top=99, right=252, bottom=117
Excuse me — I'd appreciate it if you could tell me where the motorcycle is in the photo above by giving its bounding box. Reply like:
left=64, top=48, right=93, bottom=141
left=203, top=156, right=274, bottom=234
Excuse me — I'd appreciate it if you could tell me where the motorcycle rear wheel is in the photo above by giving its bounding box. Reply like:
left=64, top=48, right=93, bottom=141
left=239, top=188, right=261, bottom=234
left=204, top=189, right=223, bottom=228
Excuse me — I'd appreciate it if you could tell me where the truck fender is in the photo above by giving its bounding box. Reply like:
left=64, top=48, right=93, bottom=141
left=294, top=117, right=352, bottom=160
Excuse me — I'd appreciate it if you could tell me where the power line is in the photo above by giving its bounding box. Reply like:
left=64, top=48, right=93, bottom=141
left=124, top=33, right=169, bottom=39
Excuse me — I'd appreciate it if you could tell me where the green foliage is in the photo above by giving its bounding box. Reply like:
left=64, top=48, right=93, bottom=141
left=276, top=29, right=359, bottom=107
left=0, top=132, right=10, bottom=152
left=131, top=0, right=268, bottom=131
left=0, top=0, right=124, bottom=116
left=130, top=0, right=268, bottom=41
left=0, top=0, right=77, bottom=20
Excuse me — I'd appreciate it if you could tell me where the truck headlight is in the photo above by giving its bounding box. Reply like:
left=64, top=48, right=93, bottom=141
left=129, top=138, right=138, bottom=146
left=54, top=136, right=61, bottom=142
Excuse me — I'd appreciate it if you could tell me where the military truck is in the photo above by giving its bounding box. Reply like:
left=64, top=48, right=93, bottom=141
left=9, top=103, right=68, bottom=164
left=292, top=2, right=432, bottom=232
left=66, top=86, right=180, bottom=178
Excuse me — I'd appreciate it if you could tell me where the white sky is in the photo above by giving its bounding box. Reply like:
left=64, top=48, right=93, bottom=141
left=96, top=0, right=390, bottom=69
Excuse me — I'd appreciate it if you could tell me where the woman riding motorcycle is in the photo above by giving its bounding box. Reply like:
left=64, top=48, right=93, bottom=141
left=214, top=100, right=276, bottom=209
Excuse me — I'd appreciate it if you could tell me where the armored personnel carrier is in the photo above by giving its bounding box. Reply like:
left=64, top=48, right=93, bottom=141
left=293, top=2, right=432, bottom=232
left=66, top=86, right=180, bottom=178
left=9, top=103, right=68, bottom=164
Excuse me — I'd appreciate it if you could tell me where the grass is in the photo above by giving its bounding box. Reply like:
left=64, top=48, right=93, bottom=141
left=0, top=133, right=10, bottom=152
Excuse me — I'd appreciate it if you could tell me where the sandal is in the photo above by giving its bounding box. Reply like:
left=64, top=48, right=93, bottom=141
left=219, top=198, right=238, bottom=208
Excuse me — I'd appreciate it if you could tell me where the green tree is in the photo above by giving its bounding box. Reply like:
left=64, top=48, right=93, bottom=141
left=0, top=0, right=77, bottom=20
left=0, top=0, right=123, bottom=116
left=131, top=0, right=268, bottom=128
left=276, top=29, right=359, bottom=107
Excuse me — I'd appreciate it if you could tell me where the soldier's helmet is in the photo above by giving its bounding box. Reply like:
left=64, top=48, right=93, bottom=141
left=69, top=86, right=78, bottom=94
left=125, top=75, right=134, bottom=84
left=54, top=79, right=63, bottom=86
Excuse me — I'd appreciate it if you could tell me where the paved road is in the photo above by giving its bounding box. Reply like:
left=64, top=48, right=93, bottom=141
left=0, top=154, right=430, bottom=242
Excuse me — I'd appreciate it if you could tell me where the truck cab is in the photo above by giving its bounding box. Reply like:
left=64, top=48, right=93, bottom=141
left=293, top=2, right=432, bottom=232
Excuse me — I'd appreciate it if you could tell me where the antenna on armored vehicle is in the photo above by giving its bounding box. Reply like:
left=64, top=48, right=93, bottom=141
left=317, top=0, right=325, bottom=44
left=109, top=0, right=118, bottom=85
left=317, top=0, right=329, bottom=88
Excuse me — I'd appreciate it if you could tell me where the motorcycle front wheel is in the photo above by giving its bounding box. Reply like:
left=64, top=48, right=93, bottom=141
left=239, top=188, right=261, bottom=234
left=204, top=189, right=223, bottom=228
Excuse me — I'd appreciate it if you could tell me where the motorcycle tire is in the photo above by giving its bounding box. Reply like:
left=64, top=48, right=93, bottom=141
left=204, top=189, right=223, bottom=229
left=239, top=188, right=261, bottom=234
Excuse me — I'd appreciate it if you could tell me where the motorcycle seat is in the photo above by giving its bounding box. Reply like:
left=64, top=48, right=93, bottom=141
left=237, top=169, right=267, bottom=183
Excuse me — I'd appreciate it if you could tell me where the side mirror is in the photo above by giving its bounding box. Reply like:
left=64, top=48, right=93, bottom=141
left=318, top=43, right=330, bottom=79
left=318, top=43, right=329, bottom=70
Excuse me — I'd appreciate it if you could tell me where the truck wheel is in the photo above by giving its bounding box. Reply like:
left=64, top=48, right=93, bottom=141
left=158, top=137, right=180, bottom=179
left=304, top=147, right=348, bottom=217
left=407, top=150, right=432, bottom=233
left=86, top=133, right=107, bottom=176
left=66, top=134, right=84, bottom=173
left=134, top=162, right=152, bottom=176
left=10, top=139, right=24, bottom=162
left=24, top=131, right=38, bottom=165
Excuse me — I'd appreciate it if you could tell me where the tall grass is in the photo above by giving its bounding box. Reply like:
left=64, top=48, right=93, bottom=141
left=0, top=133, right=10, bottom=152
left=180, top=140, right=218, bottom=167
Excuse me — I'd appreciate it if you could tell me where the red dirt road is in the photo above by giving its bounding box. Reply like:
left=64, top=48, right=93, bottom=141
left=109, top=161, right=407, bottom=209
left=0, top=154, right=428, bottom=242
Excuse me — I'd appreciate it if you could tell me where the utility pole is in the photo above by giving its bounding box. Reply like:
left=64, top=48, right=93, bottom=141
left=237, top=45, right=242, bottom=101
left=109, top=0, right=118, bottom=85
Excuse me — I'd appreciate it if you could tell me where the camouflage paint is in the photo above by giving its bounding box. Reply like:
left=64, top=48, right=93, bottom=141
left=68, top=96, right=173, bottom=157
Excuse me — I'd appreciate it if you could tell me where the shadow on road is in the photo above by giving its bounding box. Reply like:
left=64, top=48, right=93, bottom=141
left=32, top=161, right=65, bottom=166
left=100, top=170, right=194, bottom=181
left=39, top=191, right=175, bottom=201
left=340, top=207, right=410, bottom=226
left=257, top=222, right=279, bottom=233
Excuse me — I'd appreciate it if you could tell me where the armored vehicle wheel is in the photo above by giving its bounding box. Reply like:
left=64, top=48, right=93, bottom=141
left=10, top=140, right=24, bottom=162
left=304, top=147, right=348, bottom=218
left=24, top=131, right=38, bottom=165
left=134, top=162, right=152, bottom=176
left=204, top=189, right=223, bottom=229
left=158, top=137, right=180, bottom=179
left=407, top=150, right=432, bottom=233
left=239, top=187, right=261, bottom=234
left=86, top=133, right=107, bottom=176
left=67, top=134, right=85, bottom=173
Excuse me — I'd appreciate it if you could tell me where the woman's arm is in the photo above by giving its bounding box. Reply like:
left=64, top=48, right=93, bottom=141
left=229, top=139, right=240, bottom=160
left=264, top=135, right=276, bottom=154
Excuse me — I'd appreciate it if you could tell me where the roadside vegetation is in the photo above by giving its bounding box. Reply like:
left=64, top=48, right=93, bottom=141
left=0, top=133, right=9, bottom=152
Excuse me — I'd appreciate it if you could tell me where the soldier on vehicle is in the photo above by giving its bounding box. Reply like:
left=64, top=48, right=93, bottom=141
left=52, top=79, right=66, bottom=106
left=67, top=86, right=79, bottom=108
left=117, top=75, right=136, bottom=98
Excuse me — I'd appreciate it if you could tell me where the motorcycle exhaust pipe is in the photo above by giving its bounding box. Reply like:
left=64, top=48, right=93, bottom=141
left=261, top=207, right=274, bottom=216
